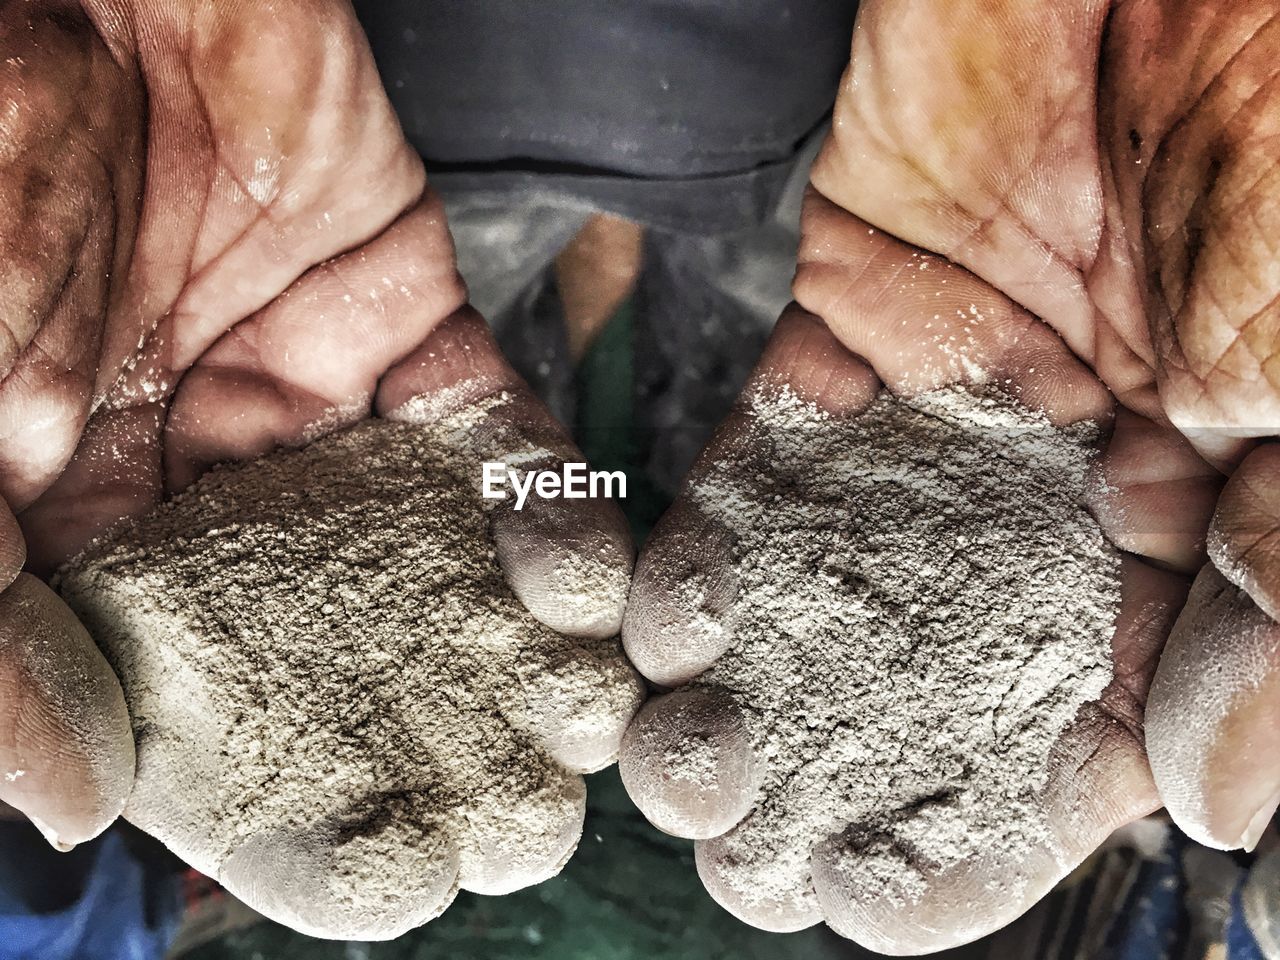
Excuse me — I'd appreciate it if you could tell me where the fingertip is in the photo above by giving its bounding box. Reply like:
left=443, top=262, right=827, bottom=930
left=619, top=689, right=761, bottom=840
left=623, top=501, right=737, bottom=687
left=220, top=816, right=462, bottom=940
left=1208, top=442, right=1280, bottom=622
left=490, top=492, right=633, bottom=640
left=377, top=305, right=633, bottom=639
left=511, top=639, right=645, bottom=774
left=694, top=826, right=823, bottom=933
left=1148, top=563, right=1280, bottom=850
left=0, top=574, right=134, bottom=849
left=809, top=834, right=1064, bottom=956
left=456, top=762, right=587, bottom=895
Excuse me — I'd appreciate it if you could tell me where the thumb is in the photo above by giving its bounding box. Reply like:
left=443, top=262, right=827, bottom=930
left=0, top=499, right=134, bottom=848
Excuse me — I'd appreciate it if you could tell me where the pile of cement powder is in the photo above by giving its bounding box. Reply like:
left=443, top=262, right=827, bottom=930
left=58, top=404, right=641, bottom=940
left=675, top=385, right=1120, bottom=925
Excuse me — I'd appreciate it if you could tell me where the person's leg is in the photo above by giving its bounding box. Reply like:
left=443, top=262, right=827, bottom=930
left=554, top=213, right=645, bottom=364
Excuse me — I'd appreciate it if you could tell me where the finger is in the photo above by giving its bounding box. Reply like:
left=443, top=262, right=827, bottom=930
left=809, top=556, right=1184, bottom=954
left=377, top=310, right=634, bottom=639
left=623, top=310, right=875, bottom=930
left=1148, top=562, right=1280, bottom=852
left=1208, top=442, right=1280, bottom=622
left=619, top=689, right=761, bottom=840
left=1089, top=407, right=1223, bottom=573
left=395, top=674, right=587, bottom=900
left=810, top=834, right=1066, bottom=955
left=446, top=714, right=587, bottom=895
left=508, top=636, right=644, bottom=775
left=696, top=813, right=824, bottom=934
left=165, top=192, right=465, bottom=490
left=489, top=493, right=632, bottom=641
left=622, top=500, right=738, bottom=688
left=794, top=194, right=1113, bottom=427
left=220, top=811, right=461, bottom=941
left=623, top=309, right=879, bottom=688
left=456, top=770, right=585, bottom=896
left=0, top=573, right=134, bottom=850
left=1042, top=558, right=1183, bottom=851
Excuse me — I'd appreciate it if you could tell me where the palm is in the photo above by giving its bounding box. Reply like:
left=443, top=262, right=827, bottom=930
left=6, top=0, right=456, bottom=570
left=812, top=0, right=1280, bottom=452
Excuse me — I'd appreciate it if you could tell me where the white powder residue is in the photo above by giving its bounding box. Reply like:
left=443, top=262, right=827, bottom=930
left=58, top=409, right=642, bottom=940
left=687, top=384, right=1119, bottom=921
left=391, top=388, right=573, bottom=486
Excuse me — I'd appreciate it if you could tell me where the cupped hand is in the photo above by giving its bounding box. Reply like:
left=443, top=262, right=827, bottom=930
left=620, top=0, right=1279, bottom=953
left=1, top=0, right=632, bottom=854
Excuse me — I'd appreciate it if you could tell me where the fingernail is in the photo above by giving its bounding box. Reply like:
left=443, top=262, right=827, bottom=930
left=27, top=814, right=75, bottom=853
left=1241, top=791, right=1280, bottom=852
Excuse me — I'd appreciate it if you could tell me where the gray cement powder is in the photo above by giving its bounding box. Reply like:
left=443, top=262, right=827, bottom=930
left=680, top=385, right=1120, bottom=926
left=58, top=405, right=641, bottom=940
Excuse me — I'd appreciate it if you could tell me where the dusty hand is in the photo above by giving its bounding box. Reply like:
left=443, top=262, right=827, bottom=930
left=621, top=0, right=1279, bottom=952
left=0, top=0, right=631, bottom=852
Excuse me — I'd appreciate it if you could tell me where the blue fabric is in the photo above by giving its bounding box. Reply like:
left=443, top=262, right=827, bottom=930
left=1106, top=843, right=1182, bottom=960
left=0, top=831, right=179, bottom=960
left=1228, top=883, right=1266, bottom=960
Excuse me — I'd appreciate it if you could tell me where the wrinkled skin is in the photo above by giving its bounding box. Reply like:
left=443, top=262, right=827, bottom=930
left=623, top=0, right=1280, bottom=953
left=5, top=0, right=1279, bottom=950
left=0, top=0, right=633, bottom=870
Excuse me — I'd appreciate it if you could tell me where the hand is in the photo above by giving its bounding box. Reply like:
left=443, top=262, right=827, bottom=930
left=620, top=0, right=1279, bottom=952
left=0, top=0, right=632, bottom=855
